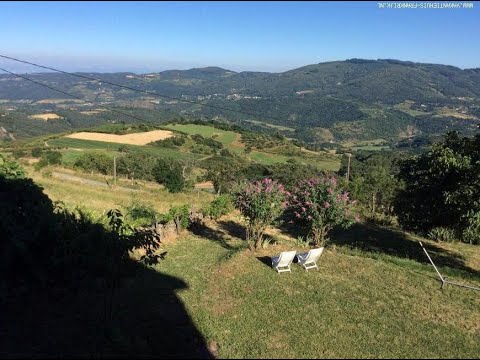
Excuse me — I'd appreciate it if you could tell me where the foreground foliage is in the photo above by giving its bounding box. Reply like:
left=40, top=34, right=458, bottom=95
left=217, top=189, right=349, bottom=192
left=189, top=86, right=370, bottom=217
left=395, top=131, right=480, bottom=244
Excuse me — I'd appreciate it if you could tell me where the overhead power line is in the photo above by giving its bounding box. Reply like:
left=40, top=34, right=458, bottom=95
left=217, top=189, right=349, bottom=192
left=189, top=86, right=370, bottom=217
left=0, top=66, right=155, bottom=124
left=0, top=54, right=285, bottom=123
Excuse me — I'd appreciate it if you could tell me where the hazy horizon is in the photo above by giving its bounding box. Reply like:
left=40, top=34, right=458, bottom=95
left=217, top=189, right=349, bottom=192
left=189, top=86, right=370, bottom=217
left=1, top=1, right=478, bottom=74
left=2, top=54, right=480, bottom=76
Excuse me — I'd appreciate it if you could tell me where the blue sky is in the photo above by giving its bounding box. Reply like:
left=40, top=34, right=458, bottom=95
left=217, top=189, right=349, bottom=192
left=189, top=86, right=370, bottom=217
left=1, top=1, right=479, bottom=73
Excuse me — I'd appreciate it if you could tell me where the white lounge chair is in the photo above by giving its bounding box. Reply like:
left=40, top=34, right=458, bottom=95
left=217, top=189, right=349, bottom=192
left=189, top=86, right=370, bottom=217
left=271, top=250, right=297, bottom=273
left=296, top=247, right=324, bottom=271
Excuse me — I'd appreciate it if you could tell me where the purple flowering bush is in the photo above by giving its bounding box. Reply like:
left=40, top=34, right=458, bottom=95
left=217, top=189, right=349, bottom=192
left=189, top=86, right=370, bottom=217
left=234, top=178, right=287, bottom=250
left=288, top=176, right=358, bottom=246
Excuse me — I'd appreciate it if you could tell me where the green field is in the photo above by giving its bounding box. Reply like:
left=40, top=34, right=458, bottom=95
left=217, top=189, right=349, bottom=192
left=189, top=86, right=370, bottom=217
left=49, top=137, right=203, bottom=161
left=46, top=126, right=341, bottom=171
left=164, top=124, right=238, bottom=145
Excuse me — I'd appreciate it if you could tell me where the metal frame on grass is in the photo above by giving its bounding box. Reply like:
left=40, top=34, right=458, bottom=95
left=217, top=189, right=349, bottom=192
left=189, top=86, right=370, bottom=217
left=419, top=241, right=480, bottom=292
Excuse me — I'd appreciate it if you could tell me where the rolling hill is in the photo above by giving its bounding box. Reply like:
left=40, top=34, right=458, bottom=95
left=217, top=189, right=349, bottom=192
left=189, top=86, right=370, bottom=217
left=0, top=59, right=479, bottom=145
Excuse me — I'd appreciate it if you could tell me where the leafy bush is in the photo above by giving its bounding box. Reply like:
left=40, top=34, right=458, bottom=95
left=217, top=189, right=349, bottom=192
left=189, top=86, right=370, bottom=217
left=295, top=235, right=311, bottom=248
left=462, top=211, right=480, bottom=245
left=427, top=227, right=458, bottom=243
left=395, top=131, right=480, bottom=243
left=35, top=150, right=63, bottom=170
left=287, top=176, right=357, bottom=246
left=116, top=151, right=157, bottom=181
left=191, top=134, right=223, bottom=150
left=0, top=154, right=26, bottom=179
left=234, top=178, right=286, bottom=250
left=168, top=204, right=191, bottom=233
left=152, top=135, right=186, bottom=148
left=31, top=147, right=43, bottom=157
left=12, top=150, right=26, bottom=159
left=204, top=194, right=234, bottom=220
left=125, top=201, right=159, bottom=227
left=152, top=158, right=187, bottom=193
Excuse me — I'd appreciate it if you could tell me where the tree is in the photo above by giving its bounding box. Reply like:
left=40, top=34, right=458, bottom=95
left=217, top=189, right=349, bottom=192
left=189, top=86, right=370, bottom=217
left=288, top=176, right=357, bottom=246
left=152, top=158, right=186, bottom=193
left=116, top=151, right=157, bottom=181
left=234, top=178, right=286, bottom=250
left=74, top=152, right=112, bottom=175
left=35, top=150, right=63, bottom=169
left=339, top=152, right=404, bottom=217
left=395, top=131, right=480, bottom=243
left=205, top=161, right=244, bottom=195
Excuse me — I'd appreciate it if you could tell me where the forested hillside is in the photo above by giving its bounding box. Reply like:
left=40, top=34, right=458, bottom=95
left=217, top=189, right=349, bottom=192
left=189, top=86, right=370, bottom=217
left=1, top=59, right=479, bottom=145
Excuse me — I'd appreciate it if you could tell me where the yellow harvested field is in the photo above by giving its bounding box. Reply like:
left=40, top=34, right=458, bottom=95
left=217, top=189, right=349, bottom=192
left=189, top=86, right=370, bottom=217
left=65, top=130, right=174, bottom=145
left=29, top=113, right=63, bottom=120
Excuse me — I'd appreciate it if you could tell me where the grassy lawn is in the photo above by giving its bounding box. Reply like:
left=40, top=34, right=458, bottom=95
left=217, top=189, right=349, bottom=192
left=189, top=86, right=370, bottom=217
left=151, top=218, right=480, bottom=358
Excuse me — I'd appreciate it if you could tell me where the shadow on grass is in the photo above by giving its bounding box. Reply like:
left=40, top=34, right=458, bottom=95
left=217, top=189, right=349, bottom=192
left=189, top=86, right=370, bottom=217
left=217, top=220, right=246, bottom=240
left=0, top=173, right=213, bottom=358
left=189, top=220, right=246, bottom=252
left=256, top=256, right=273, bottom=269
left=277, top=218, right=479, bottom=278
left=1, top=265, right=215, bottom=359
left=329, top=222, right=480, bottom=277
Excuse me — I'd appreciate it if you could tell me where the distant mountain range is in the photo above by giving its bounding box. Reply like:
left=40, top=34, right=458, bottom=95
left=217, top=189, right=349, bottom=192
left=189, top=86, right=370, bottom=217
left=0, top=59, right=479, bottom=144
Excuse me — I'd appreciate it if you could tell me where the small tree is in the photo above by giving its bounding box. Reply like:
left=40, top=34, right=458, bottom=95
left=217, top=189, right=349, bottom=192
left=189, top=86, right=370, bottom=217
left=35, top=150, right=63, bottom=170
left=74, top=152, right=112, bottom=175
left=152, top=158, right=186, bottom=193
left=234, top=178, right=286, bottom=250
left=288, top=176, right=357, bottom=246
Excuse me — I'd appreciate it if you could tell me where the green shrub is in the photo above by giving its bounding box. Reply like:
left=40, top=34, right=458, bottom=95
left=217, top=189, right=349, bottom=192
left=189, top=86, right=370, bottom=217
left=74, top=152, right=112, bottom=175
left=462, top=211, right=480, bottom=245
left=35, top=150, right=63, bottom=170
left=12, top=150, right=26, bottom=159
left=204, top=194, right=234, bottom=220
left=152, top=158, right=187, bottom=193
left=31, top=147, right=43, bottom=157
left=427, top=227, right=458, bottom=243
left=116, top=151, right=157, bottom=181
left=125, top=201, right=159, bottom=227
left=151, top=135, right=186, bottom=148
left=168, top=204, right=190, bottom=232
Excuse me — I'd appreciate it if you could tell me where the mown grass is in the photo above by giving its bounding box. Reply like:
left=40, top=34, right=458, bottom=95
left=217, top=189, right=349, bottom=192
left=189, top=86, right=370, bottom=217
left=153, top=222, right=480, bottom=358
